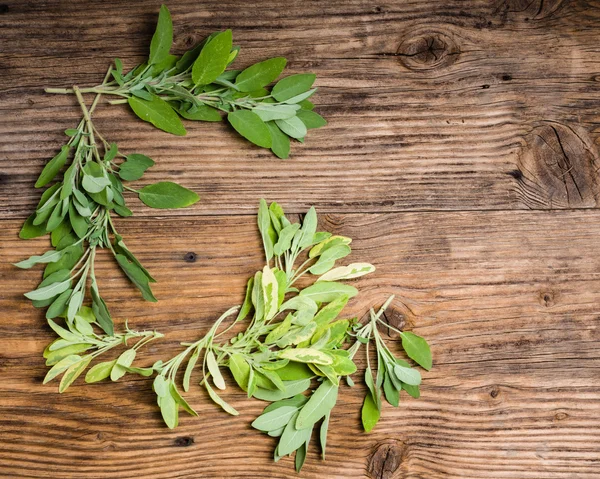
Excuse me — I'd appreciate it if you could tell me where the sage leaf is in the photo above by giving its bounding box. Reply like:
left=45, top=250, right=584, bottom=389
left=118, top=153, right=155, bottom=181
left=19, top=214, right=47, bottom=239
left=159, top=388, right=179, bottom=429
left=318, top=263, right=375, bottom=282
left=277, top=412, right=313, bottom=456
left=400, top=331, right=432, bottom=370
left=35, top=145, right=70, bottom=188
left=138, top=181, right=199, bottom=209
left=149, top=4, right=173, bottom=66
left=383, top=372, right=399, bottom=407
left=266, top=121, right=291, bottom=159
left=262, top=266, right=279, bottom=321
left=85, top=359, right=117, bottom=383
left=115, top=254, right=157, bottom=302
left=235, top=277, right=254, bottom=322
left=320, top=411, right=330, bottom=459
left=393, top=364, right=422, bottom=386
left=402, top=383, right=421, bottom=399
left=183, top=347, right=201, bottom=392
left=257, top=199, right=275, bottom=260
left=206, top=350, right=226, bottom=390
left=275, top=116, right=307, bottom=140
left=272, top=73, right=316, bottom=102
left=192, top=30, right=232, bottom=85
left=25, top=279, right=70, bottom=301
left=252, top=405, right=299, bottom=432
left=110, top=349, right=137, bottom=381
left=252, top=378, right=311, bottom=402
left=59, top=355, right=92, bottom=393
left=278, top=348, right=333, bottom=366
left=297, top=109, right=327, bottom=129
left=361, top=392, right=380, bottom=432
left=43, top=354, right=82, bottom=384
left=296, top=379, right=338, bottom=430
left=128, top=94, right=187, bottom=136
left=204, top=380, right=239, bottom=416
left=228, top=110, right=272, bottom=148
left=235, top=57, right=286, bottom=92
left=14, top=249, right=64, bottom=269
left=177, top=104, right=222, bottom=122
left=299, top=281, right=358, bottom=303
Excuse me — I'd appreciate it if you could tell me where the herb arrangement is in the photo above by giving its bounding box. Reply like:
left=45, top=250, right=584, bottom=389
left=46, top=5, right=326, bottom=159
left=17, top=3, right=326, bottom=335
left=34, top=200, right=432, bottom=471
left=16, top=4, right=432, bottom=473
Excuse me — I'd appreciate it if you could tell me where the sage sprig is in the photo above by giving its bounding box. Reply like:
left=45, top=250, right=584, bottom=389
left=42, top=306, right=163, bottom=393
left=16, top=77, right=199, bottom=335
left=45, top=5, right=326, bottom=158
left=121, top=200, right=431, bottom=471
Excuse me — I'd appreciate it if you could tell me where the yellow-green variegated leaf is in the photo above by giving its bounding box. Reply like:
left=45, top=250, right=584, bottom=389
left=317, top=263, right=376, bottom=282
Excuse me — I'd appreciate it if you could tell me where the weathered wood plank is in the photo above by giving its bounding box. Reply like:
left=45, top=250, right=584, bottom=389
left=1, top=210, right=600, bottom=478
left=2, top=0, right=600, bottom=218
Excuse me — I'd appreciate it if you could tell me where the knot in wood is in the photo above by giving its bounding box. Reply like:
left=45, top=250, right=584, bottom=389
left=396, top=31, right=460, bottom=71
left=516, top=122, right=600, bottom=208
left=378, top=307, right=406, bottom=338
left=499, top=0, right=565, bottom=21
left=367, top=440, right=404, bottom=479
left=184, top=252, right=197, bottom=262
left=174, top=436, right=195, bottom=447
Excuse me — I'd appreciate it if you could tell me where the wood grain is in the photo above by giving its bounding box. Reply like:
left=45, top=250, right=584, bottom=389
left=2, top=0, right=600, bottom=478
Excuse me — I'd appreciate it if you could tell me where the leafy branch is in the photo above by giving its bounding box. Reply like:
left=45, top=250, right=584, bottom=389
left=45, top=5, right=326, bottom=158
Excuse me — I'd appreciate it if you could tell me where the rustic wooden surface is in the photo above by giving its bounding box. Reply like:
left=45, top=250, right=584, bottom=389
left=1, top=0, right=600, bottom=477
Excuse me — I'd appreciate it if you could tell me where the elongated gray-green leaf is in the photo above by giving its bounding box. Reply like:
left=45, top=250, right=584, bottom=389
left=235, top=57, right=287, bottom=92
left=228, top=110, right=272, bottom=148
left=192, top=30, right=232, bottom=85
left=128, top=95, right=186, bottom=136
left=149, top=4, right=173, bottom=66
left=295, top=379, right=338, bottom=429
left=138, top=181, right=199, bottom=209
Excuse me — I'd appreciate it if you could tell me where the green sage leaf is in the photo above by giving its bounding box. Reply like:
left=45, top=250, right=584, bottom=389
left=128, top=94, right=187, bottom=136
left=149, top=4, right=173, bottom=66
left=272, top=73, right=316, bottom=102
left=138, top=181, right=199, bottom=209
left=35, top=145, right=70, bottom=188
left=235, top=57, right=287, bottom=92
left=400, top=331, right=432, bottom=370
left=228, top=110, right=272, bottom=148
left=192, top=30, right=232, bottom=85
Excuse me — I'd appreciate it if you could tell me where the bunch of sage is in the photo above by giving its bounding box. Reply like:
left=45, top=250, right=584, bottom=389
left=46, top=4, right=326, bottom=158
left=115, top=200, right=431, bottom=472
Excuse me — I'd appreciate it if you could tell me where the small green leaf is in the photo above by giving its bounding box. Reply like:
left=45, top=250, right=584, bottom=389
left=138, top=181, right=199, bottom=209
left=361, top=392, right=381, bottom=432
left=383, top=372, right=400, bottom=407
left=43, top=354, right=82, bottom=384
left=192, top=30, right=232, bottom=85
left=252, top=378, right=311, bottom=402
left=257, top=199, right=275, bottom=260
left=206, top=350, right=226, bottom=390
left=159, top=387, right=179, bottom=429
left=320, top=411, right=330, bottom=459
left=228, top=110, right=272, bottom=148
left=400, top=331, right=432, bottom=370
left=85, top=360, right=117, bottom=383
left=111, top=349, right=136, bottom=381
left=275, top=116, right=307, bottom=140
left=235, top=57, right=287, bottom=92
left=266, top=122, right=291, bottom=159
left=19, top=214, right=47, bottom=239
left=149, top=4, right=173, bottom=66
left=393, top=364, right=422, bottom=386
left=204, top=380, right=239, bottom=416
left=183, top=347, right=201, bottom=392
left=235, top=277, right=254, bottom=322
left=24, top=279, right=70, bottom=301
left=128, top=94, right=187, bottom=136
left=299, top=281, right=357, bottom=303
left=272, top=73, right=316, bottom=102
left=35, top=145, right=70, bottom=188
left=81, top=162, right=111, bottom=194
left=14, top=249, right=64, bottom=269
left=277, top=411, right=313, bottom=456
left=118, top=154, right=155, bottom=181
left=177, top=104, right=222, bottom=122
left=115, top=253, right=157, bottom=302
left=252, top=405, right=299, bottom=432
left=278, top=348, right=333, bottom=366
left=296, top=379, right=338, bottom=430
left=228, top=353, right=251, bottom=391
left=59, top=355, right=92, bottom=393
left=297, top=109, right=327, bottom=129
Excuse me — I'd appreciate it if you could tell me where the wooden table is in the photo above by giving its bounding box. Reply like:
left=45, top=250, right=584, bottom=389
left=1, top=1, right=599, bottom=477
